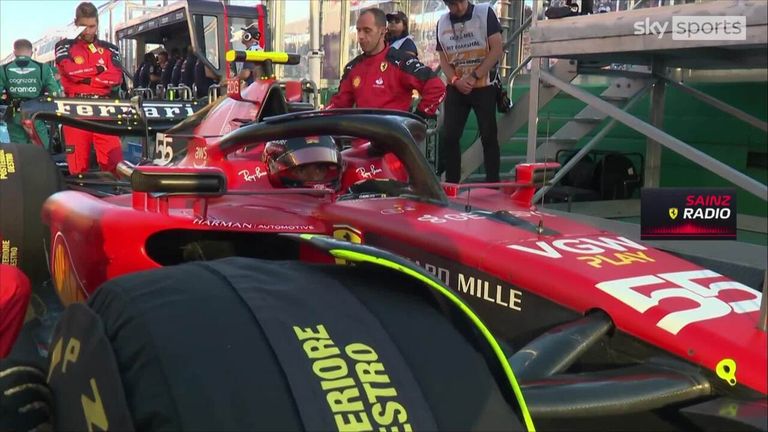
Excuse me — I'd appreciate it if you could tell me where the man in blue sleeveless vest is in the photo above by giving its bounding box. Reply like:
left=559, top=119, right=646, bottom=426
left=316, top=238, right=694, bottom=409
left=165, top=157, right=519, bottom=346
left=0, top=39, right=62, bottom=147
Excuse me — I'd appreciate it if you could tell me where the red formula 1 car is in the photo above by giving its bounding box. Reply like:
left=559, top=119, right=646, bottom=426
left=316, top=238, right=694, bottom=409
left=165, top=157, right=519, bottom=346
left=1, top=51, right=765, bottom=431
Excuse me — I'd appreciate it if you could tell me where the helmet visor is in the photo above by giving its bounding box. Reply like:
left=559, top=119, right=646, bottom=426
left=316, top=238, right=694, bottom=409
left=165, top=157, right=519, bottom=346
left=270, top=145, right=342, bottom=187
left=280, top=163, right=340, bottom=186
left=274, top=145, right=341, bottom=169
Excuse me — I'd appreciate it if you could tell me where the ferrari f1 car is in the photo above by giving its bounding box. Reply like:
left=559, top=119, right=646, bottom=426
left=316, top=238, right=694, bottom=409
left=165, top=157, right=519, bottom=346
left=1, top=54, right=766, bottom=431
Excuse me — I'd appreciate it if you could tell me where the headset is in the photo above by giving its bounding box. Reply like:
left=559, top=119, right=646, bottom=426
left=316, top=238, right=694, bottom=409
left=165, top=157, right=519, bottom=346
left=241, top=25, right=261, bottom=43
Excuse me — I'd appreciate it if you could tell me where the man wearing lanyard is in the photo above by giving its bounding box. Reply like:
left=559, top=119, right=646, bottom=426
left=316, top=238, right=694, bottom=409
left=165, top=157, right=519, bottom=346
left=55, top=1, right=124, bottom=175
left=436, top=0, right=504, bottom=183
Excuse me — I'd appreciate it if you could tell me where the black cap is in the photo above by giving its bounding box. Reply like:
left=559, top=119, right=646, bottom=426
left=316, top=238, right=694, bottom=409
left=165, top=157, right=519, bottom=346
left=386, top=11, right=408, bottom=23
left=241, top=22, right=260, bottom=37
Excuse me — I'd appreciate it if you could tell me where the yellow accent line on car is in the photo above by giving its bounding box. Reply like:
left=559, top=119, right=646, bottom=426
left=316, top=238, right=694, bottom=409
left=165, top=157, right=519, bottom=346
left=328, top=248, right=536, bottom=432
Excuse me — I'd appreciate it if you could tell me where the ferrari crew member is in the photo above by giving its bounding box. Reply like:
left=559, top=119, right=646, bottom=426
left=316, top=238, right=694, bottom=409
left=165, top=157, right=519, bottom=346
left=180, top=51, right=197, bottom=90
left=326, top=8, right=445, bottom=120
left=0, top=39, right=62, bottom=146
left=160, top=50, right=177, bottom=89
left=0, top=264, right=31, bottom=359
left=171, top=48, right=186, bottom=87
left=135, top=52, right=157, bottom=89
left=55, top=1, right=124, bottom=174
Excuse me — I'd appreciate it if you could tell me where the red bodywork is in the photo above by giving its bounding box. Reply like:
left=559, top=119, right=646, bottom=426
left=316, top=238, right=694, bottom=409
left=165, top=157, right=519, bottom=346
left=41, top=81, right=766, bottom=397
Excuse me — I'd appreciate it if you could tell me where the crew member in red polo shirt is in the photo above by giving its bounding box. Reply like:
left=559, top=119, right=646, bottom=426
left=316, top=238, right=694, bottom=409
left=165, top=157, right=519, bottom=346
left=55, top=1, right=124, bottom=174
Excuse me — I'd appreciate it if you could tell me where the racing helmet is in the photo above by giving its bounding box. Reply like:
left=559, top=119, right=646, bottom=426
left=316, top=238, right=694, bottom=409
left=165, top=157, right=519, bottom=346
left=263, top=136, right=343, bottom=189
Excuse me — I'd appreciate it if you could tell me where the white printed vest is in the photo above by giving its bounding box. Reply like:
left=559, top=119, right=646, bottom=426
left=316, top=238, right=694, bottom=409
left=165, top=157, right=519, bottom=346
left=437, top=4, right=491, bottom=88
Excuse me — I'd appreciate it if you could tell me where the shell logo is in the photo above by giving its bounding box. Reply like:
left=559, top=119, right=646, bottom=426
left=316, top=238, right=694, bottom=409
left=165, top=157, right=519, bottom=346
left=51, top=234, right=86, bottom=306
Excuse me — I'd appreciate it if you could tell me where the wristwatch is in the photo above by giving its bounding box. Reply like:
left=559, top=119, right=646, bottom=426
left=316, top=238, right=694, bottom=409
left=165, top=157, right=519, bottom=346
left=470, top=71, right=480, bottom=80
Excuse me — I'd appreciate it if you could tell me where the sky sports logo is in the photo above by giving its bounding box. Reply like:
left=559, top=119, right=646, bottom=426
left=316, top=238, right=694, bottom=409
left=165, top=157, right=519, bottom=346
left=633, top=16, right=746, bottom=41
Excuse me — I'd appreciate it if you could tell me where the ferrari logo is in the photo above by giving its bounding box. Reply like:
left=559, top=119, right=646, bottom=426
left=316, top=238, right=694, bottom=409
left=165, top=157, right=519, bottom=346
left=380, top=62, right=388, bottom=72
left=332, top=225, right=362, bottom=265
left=98, top=47, right=104, bottom=54
left=669, top=208, right=678, bottom=220
left=74, top=56, right=85, bottom=65
left=352, top=76, right=361, bottom=88
left=333, top=226, right=362, bottom=244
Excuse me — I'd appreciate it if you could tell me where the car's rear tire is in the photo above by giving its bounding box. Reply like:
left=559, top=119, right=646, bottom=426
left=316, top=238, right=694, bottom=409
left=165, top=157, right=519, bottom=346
left=0, top=144, right=62, bottom=286
left=47, top=258, right=527, bottom=431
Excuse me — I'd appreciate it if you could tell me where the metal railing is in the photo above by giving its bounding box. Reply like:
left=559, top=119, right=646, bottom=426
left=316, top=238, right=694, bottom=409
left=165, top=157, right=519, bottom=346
left=507, top=55, right=532, bottom=95
left=300, top=78, right=319, bottom=108
left=207, top=83, right=225, bottom=104
left=532, top=80, right=655, bottom=203
left=130, top=87, right=155, bottom=100
left=542, top=0, right=709, bottom=15
left=164, top=85, right=193, bottom=101
left=628, top=0, right=709, bottom=11
left=537, top=68, right=768, bottom=201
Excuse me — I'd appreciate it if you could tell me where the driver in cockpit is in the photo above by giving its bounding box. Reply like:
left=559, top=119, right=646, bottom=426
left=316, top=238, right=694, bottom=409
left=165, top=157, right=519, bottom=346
left=262, top=136, right=343, bottom=190
left=262, top=135, right=413, bottom=197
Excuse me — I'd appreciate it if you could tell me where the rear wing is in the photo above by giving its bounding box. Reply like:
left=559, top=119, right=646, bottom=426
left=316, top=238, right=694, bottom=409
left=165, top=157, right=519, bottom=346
left=20, top=97, right=205, bottom=133
left=442, top=162, right=560, bottom=207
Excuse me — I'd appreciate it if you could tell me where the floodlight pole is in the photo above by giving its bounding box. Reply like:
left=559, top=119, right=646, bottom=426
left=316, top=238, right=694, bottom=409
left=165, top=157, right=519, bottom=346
left=308, top=0, right=323, bottom=89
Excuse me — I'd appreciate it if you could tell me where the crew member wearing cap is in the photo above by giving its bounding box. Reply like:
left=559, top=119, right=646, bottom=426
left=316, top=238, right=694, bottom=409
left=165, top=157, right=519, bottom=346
left=327, top=8, right=444, bottom=120
left=386, top=11, right=418, bottom=57
left=238, top=23, right=264, bottom=87
left=55, top=1, right=124, bottom=174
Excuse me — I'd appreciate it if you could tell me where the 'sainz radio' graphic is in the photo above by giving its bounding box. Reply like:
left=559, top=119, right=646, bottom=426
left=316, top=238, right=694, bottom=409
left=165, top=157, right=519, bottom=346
left=641, top=188, right=737, bottom=240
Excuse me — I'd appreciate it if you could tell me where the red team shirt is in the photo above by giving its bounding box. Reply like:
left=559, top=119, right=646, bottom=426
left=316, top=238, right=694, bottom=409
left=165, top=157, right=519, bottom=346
left=328, top=46, right=445, bottom=116
left=55, top=38, right=123, bottom=96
